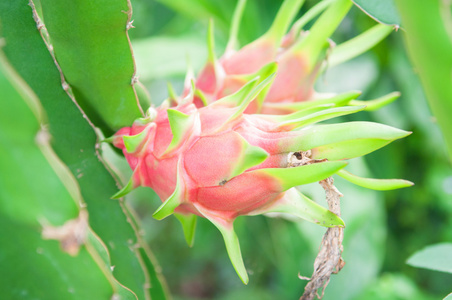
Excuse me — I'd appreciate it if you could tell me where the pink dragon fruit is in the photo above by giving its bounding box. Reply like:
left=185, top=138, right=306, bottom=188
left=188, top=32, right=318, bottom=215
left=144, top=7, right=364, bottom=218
left=190, top=0, right=396, bottom=114
left=112, top=73, right=411, bottom=283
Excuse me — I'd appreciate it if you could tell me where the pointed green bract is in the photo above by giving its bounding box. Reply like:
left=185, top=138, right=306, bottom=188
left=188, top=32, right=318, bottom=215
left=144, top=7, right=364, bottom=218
left=167, top=82, right=179, bottom=102
left=212, top=64, right=276, bottom=110
left=111, top=176, right=135, bottom=199
left=226, top=73, right=276, bottom=123
left=253, top=161, right=347, bottom=191
left=263, top=90, right=361, bottom=112
left=153, top=187, right=183, bottom=220
left=163, top=109, right=196, bottom=155
left=213, top=77, right=260, bottom=107
left=153, top=161, right=185, bottom=220
left=123, top=125, right=152, bottom=154
left=181, top=80, right=196, bottom=105
left=215, top=223, right=248, bottom=284
left=241, top=63, right=278, bottom=110
left=337, top=169, right=414, bottom=190
left=194, top=204, right=248, bottom=284
left=298, top=121, right=411, bottom=151
left=293, top=0, right=352, bottom=69
left=276, top=105, right=366, bottom=130
left=175, top=213, right=197, bottom=247
left=195, top=89, right=209, bottom=106
left=290, top=0, right=335, bottom=36
left=226, top=0, right=247, bottom=52
left=239, top=62, right=278, bottom=83
left=257, top=188, right=344, bottom=227
left=262, top=103, right=335, bottom=124
left=230, top=136, right=269, bottom=179
left=329, top=23, right=394, bottom=68
left=312, top=138, right=393, bottom=160
left=263, top=0, right=305, bottom=43
left=207, top=19, right=216, bottom=63
left=350, top=91, right=400, bottom=111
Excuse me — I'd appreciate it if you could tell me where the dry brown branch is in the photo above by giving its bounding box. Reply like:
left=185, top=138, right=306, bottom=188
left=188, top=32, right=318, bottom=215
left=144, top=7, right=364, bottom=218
left=300, top=176, right=345, bottom=300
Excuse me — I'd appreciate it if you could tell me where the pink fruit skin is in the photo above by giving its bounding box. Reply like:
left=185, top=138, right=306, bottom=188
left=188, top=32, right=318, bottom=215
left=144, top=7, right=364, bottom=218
left=113, top=102, right=302, bottom=223
left=192, top=33, right=320, bottom=114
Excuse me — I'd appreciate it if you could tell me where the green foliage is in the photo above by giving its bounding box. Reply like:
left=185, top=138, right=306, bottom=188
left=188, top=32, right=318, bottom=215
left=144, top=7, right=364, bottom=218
left=352, top=0, right=401, bottom=26
left=395, top=0, right=452, bottom=161
left=407, top=243, right=452, bottom=274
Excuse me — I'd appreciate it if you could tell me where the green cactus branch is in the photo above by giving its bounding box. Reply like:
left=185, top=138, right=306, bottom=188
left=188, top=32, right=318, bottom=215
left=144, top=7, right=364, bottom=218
left=0, top=50, right=135, bottom=299
left=0, top=2, right=169, bottom=299
left=37, top=0, right=143, bottom=134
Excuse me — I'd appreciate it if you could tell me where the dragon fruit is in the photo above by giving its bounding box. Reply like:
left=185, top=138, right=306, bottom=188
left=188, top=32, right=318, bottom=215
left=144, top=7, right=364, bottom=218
left=111, top=72, right=411, bottom=284
left=190, top=0, right=396, bottom=114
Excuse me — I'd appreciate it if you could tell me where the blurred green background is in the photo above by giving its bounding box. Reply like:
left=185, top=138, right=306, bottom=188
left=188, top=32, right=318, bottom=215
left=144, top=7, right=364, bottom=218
left=99, top=0, right=452, bottom=299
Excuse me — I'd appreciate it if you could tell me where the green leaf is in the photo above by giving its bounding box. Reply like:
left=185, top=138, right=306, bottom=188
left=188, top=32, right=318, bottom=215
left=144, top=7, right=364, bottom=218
left=407, top=243, right=452, bottom=274
left=395, top=0, right=452, bottom=161
left=253, top=161, right=347, bottom=191
left=0, top=3, right=167, bottom=298
left=38, top=0, right=143, bottom=133
left=329, top=24, right=394, bottom=68
left=353, top=0, right=402, bottom=26
left=251, top=188, right=344, bottom=228
left=337, top=169, right=413, bottom=190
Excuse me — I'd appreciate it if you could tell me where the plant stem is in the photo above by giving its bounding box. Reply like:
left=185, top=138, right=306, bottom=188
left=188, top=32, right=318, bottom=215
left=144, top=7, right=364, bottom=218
left=300, top=176, right=345, bottom=300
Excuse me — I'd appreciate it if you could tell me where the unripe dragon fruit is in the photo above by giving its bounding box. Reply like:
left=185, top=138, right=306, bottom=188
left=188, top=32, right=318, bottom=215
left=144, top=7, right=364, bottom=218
left=190, top=0, right=397, bottom=114
left=112, top=72, right=411, bottom=283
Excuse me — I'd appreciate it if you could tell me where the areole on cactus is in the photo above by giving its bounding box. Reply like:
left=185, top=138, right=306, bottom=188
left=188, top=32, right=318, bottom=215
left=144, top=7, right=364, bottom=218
left=111, top=68, right=411, bottom=284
